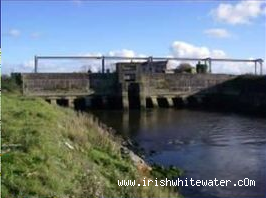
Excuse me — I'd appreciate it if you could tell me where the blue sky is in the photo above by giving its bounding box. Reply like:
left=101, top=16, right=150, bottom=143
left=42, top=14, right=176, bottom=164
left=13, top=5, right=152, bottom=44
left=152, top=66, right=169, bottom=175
left=1, top=0, right=266, bottom=74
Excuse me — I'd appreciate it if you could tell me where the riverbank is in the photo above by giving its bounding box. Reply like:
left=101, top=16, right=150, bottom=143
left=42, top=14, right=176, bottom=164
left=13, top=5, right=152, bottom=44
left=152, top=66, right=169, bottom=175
left=1, top=77, right=181, bottom=198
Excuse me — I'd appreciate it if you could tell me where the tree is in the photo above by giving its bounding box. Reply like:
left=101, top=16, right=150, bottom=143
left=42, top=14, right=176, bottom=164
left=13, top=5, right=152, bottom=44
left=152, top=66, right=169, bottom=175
left=174, top=63, right=195, bottom=73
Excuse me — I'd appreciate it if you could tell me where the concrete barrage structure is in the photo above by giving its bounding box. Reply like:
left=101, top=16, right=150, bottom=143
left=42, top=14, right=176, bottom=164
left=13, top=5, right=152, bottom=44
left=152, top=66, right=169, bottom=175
left=20, top=60, right=242, bottom=110
left=116, top=62, right=236, bottom=109
left=17, top=55, right=266, bottom=114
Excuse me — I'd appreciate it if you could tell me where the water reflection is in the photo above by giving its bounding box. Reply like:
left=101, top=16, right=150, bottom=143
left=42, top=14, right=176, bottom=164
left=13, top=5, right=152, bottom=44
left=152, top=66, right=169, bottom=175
left=91, top=109, right=266, bottom=198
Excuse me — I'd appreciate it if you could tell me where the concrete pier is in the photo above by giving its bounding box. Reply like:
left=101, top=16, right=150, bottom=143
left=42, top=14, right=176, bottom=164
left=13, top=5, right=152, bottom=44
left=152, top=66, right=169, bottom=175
left=68, top=98, right=75, bottom=108
left=166, top=97, right=174, bottom=107
left=140, top=95, right=146, bottom=109
left=139, top=84, right=146, bottom=109
left=122, top=92, right=129, bottom=109
left=151, top=97, right=158, bottom=107
left=51, top=99, right=57, bottom=105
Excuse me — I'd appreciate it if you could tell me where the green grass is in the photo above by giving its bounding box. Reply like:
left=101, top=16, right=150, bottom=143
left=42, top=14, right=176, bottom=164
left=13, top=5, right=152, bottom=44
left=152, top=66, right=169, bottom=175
left=1, top=80, right=181, bottom=198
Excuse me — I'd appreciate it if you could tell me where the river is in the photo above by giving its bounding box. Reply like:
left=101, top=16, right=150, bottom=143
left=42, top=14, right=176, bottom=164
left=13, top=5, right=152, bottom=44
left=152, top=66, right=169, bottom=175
left=91, top=109, right=266, bottom=198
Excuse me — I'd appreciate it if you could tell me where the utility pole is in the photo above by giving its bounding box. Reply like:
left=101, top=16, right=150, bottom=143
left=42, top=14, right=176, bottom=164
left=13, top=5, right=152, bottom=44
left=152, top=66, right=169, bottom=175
left=102, top=56, right=105, bottom=73
left=34, top=55, right=38, bottom=73
left=259, top=60, right=263, bottom=75
left=207, top=58, right=212, bottom=73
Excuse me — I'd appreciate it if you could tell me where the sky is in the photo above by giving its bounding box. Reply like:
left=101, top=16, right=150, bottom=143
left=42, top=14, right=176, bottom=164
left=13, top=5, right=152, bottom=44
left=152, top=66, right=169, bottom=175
left=1, top=0, right=266, bottom=74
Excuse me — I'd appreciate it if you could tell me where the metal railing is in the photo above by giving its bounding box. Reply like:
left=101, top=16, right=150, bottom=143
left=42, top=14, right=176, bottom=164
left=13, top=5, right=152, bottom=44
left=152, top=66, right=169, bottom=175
left=34, top=55, right=264, bottom=75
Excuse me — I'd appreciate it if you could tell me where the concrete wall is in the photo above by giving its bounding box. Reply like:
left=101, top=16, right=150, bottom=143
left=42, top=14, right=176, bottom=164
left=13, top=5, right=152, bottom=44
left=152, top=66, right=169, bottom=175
left=142, top=73, right=236, bottom=97
left=21, top=72, right=236, bottom=108
left=89, top=73, right=118, bottom=95
left=20, top=72, right=266, bottom=114
left=22, top=73, right=92, bottom=97
left=198, top=76, right=266, bottom=114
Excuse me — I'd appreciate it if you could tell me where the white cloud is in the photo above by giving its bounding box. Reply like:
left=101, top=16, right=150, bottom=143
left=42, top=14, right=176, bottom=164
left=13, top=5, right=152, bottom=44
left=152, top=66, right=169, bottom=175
left=78, top=52, right=103, bottom=72
left=108, top=49, right=136, bottom=57
left=30, top=32, right=41, bottom=39
left=72, top=0, right=83, bottom=6
left=168, top=41, right=226, bottom=70
left=77, top=49, right=147, bottom=72
left=204, top=28, right=231, bottom=38
left=2, top=60, right=35, bottom=74
left=212, top=50, right=227, bottom=58
left=211, top=1, right=266, bottom=25
left=108, top=49, right=147, bottom=62
left=212, top=61, right=259, bottom=75
left=166, top=60, right=181, bottom=70
left=5, top=29, right=21, bottom=37
left=169, top=41, right=263, bottom=75
left=3, top=29, right=42, bottom=39
left=22, top=60, right=35, bottom=69
left=171, top=41, right=226, bottom=59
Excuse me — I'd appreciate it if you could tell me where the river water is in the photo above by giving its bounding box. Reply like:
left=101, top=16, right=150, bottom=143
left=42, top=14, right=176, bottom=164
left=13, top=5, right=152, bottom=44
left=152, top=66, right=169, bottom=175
left=91, top=109, right=266, bottom=198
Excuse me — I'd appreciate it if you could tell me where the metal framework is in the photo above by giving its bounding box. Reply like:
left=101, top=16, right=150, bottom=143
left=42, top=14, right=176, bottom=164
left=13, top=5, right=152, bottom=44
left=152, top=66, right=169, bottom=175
left=34, top=55, right=264, bottom=75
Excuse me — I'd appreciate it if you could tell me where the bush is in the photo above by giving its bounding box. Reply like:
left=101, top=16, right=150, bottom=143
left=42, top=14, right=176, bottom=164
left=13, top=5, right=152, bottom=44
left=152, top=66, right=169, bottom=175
left=1, top=74, right=22, bottom=93
left=174, top=63, right=195, bottom=73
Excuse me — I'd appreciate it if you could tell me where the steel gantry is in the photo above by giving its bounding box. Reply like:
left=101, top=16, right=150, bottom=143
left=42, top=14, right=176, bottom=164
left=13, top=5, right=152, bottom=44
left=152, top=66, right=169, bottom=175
left=34, top=55, right=264, bottom=75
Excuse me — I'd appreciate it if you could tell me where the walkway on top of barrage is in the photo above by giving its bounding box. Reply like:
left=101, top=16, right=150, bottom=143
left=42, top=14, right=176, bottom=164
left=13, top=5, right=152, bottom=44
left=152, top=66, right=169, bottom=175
left=33, top=55, right=264, bottom=75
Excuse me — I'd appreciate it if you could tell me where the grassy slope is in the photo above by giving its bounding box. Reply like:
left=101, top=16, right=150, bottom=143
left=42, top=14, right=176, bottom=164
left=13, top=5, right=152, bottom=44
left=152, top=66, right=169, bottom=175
left=1, top=82, right=179, bottom=197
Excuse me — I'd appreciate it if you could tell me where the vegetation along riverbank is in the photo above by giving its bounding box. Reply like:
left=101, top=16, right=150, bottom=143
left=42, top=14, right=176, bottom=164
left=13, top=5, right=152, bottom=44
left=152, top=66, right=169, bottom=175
left=1, top=76, right=182, bottom=198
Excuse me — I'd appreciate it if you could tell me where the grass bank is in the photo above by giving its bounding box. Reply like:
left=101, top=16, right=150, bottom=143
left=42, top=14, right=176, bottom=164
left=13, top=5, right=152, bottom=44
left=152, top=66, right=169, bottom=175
left=1, top=77, right=181, bottom=198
